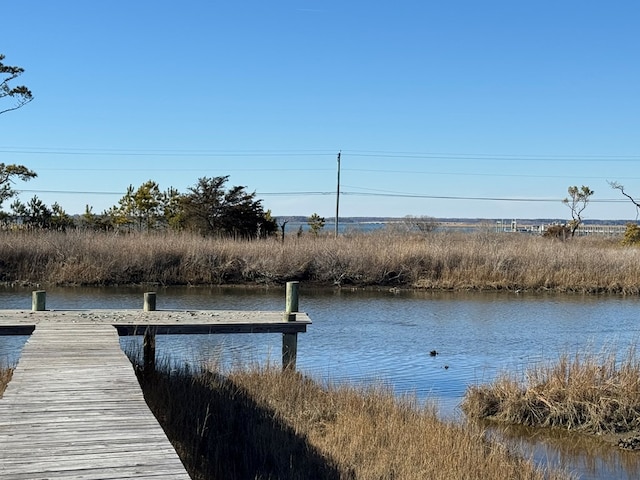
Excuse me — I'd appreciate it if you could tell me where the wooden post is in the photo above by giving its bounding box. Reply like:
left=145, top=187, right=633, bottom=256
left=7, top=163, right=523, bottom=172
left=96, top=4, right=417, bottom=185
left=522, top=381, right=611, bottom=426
left=285, top=281, right=299, bottom=314
left=32, top=290, right=46, bottom=311
left=282, top=281, right=299, bottom=370
left=144, top=292, right=157, bottom=312
left=143, top=327, right=156, bottom=375
left=143, top=292, right=156, bottom=375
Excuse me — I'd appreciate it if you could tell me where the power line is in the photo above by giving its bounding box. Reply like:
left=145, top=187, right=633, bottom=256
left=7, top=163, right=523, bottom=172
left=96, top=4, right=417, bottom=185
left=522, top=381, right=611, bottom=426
left=0, top=147, right=335, bottom=157
left=342, top=150, right=640, bottom=161
left=1, top=146, right=639, bottom=161
left=16, top=188, right=628, bottom=204
left=5, top=166, right=640, bottom=181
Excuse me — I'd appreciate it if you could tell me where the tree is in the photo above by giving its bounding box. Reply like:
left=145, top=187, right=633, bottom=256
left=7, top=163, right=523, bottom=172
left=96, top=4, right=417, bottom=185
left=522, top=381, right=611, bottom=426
left=109, top=184, right=136, bottom=230
left=261, top=209, right=277, bottom=239
left=609, top=181, right=640, bottom=220
left=51, top=202, right=75, bottom=230
left=279, top=219, right=288, bottom=244
left=180, top=176, right=276, bottom=238
left=307, top=213, right=325, bottom=236
left=132, top=180, right=162, bottom=231
left=11, top=195, right=52, bottom=229
left=7, top=197, right=72, bottom=230
left=9, top=199, right=27, bottom=225
left=82, top=205, right=99, bottom=230
left=562, top=185, right=593, bottom=237
left=622, top=223, right=640, bottom=246
left=161, top=186, right=183, bottom=230
left=107, top=182, right=165, bottom=231
left=1, top=54, right=33, bottom=115
left=81, top=205, right=112, bottom=231
left=609, top=182, right=640, bottom=246
left=0, top=163, right=37, bottom=210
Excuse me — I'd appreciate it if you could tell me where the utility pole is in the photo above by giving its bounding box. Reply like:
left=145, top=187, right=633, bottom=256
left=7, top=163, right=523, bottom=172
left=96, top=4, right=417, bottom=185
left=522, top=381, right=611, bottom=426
left=335, top=151, right=341, bottom=238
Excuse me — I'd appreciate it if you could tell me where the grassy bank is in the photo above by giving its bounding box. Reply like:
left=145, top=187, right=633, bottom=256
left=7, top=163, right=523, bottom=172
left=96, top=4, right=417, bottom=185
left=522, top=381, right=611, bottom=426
left=462, top=349, right=640, bottom=441
left=1, top=229, right=639, bottom=293
left=134, top=361, right=572, bottom=480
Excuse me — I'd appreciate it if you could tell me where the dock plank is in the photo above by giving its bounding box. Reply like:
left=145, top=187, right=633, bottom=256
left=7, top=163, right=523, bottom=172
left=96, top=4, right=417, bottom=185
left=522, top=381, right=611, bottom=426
left=0, top=322, right=191, bottom=480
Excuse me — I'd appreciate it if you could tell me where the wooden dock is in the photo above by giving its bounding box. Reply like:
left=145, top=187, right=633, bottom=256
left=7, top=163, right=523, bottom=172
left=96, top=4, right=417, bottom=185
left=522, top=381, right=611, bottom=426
left=0, top=285, right=311, bottom=479
left=0, top=321, right=192, bottom=479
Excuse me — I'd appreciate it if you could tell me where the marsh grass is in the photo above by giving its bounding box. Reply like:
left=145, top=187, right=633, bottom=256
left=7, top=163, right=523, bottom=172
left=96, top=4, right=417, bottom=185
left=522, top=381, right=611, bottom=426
left=0, top=366, right=12, bottom=397
left=1, top=229, right=639, bottom=293
left=462, top=348, right=640, bottom=435
left=131, top=357, right=572, bottom=480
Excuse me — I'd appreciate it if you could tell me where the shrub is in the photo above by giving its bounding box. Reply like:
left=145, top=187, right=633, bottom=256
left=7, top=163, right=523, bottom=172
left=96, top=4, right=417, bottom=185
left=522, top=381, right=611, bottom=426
left=622, top=223, right=640, bottom=246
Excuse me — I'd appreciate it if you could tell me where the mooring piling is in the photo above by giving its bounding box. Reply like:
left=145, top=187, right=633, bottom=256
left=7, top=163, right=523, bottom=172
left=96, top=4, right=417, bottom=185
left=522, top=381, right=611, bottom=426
left=143, top=291, right=157, bottom=311
left=282, top=281, right=299, bottom=370
left=31, top=290, right=46, bottom=311
left=143, top=292, right=157, bottom=375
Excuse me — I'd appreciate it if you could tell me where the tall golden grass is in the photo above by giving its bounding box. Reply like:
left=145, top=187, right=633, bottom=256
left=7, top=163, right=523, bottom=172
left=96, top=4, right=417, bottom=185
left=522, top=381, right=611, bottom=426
left=0, top=229, right=638, bottom=292
left=0, top=367, right=12, bottom=397
left=135, top=361, right=572, bottom=480
left=462, top=348, right=640, bottom=435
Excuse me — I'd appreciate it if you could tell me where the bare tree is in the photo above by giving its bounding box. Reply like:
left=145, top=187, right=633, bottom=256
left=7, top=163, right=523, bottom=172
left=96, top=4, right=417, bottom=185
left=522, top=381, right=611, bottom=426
left=608, top=181, right=640, bottom=220
left=279, top=219, right=288, bottom=244
left=562, top=185, right=593, bottom=237
left=403, top=215, right=440, bottom=234
left=1, top=54, right=33, bottom=115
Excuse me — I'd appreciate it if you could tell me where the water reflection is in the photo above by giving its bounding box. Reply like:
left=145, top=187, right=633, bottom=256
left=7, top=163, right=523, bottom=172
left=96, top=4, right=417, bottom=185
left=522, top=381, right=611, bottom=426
left=485, top=422, right=640, bottom=480
left=1, top=285, right=640, bottom=479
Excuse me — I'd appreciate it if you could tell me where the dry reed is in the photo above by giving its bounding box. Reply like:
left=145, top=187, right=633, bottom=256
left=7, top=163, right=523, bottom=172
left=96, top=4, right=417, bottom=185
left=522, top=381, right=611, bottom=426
left=1, top=229, right=639, bottom=293
left=462, top=348, right=640, bottom=435
left=0, top=367, right=12, bottom=398
left=134, top=361, right=572, bottom=480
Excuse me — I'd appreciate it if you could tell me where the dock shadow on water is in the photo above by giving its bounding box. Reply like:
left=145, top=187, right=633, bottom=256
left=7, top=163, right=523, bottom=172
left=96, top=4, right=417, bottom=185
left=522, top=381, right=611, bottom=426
left=133, top=363, right=341, bottom=480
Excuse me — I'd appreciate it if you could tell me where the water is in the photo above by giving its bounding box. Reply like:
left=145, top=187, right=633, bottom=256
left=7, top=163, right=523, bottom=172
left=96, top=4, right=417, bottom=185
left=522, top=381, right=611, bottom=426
left=1, top=285, right=640, bottom=479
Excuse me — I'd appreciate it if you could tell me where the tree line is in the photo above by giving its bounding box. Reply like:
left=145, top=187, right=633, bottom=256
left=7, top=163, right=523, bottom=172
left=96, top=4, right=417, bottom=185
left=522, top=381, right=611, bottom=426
left=0, top=164, right=280, bottom=238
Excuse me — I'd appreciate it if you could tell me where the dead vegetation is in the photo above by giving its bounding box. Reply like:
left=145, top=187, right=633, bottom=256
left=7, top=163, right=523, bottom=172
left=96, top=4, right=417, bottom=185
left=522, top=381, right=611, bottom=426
left=132, top=359, right=572, bottom=480
left=0, top=366, right=12, bottom=397
left=0, top=229, right=639, bottom=294
left=462, top=348, right=640, bottom=438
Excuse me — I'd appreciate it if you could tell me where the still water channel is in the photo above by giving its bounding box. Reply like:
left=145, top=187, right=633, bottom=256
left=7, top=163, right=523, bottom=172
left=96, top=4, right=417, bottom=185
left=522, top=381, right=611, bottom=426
left=1, top=285, right=640, bottom=479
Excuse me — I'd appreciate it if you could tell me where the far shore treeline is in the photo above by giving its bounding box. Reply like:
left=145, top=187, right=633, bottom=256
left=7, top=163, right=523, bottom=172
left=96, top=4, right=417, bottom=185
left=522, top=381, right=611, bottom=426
left=0, top=163, right=279, bottom=238
left=2, top=163, right=640, bottom=240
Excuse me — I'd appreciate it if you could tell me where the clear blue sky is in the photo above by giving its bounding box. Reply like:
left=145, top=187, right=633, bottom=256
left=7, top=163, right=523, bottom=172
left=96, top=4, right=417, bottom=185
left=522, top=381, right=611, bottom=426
left=2, top=1, right=639, bottom=220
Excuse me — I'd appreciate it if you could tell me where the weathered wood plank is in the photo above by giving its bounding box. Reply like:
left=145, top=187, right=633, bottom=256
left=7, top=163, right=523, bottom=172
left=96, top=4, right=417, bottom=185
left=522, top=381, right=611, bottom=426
left=0, top=323, right=191, bottom=479
left=0, top=309, right=311, bottom=327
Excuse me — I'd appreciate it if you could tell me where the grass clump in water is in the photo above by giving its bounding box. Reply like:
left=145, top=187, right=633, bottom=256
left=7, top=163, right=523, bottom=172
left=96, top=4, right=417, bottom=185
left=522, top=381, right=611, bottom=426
left=462, top=348, right=640, bottom=436
left=135, top=361, right=572, bottom=480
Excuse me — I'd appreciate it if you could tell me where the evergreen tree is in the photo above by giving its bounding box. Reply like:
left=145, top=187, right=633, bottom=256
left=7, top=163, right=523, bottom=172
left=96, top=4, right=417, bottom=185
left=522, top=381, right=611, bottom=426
left=181, top=176, right=276, bottom=238
left=0, top=54, right=33, bottom=115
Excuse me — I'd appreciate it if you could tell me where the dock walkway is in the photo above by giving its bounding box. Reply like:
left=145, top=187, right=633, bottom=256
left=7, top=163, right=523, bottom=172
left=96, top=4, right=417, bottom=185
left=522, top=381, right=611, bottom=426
left=0, top=321, right=191, bottom=479
left=0, top=304, right=310, bottom=479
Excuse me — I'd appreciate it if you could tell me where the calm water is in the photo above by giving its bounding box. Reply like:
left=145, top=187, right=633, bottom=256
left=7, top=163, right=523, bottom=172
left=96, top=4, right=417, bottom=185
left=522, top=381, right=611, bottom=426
left=2, top=285, right=640, bottom=479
